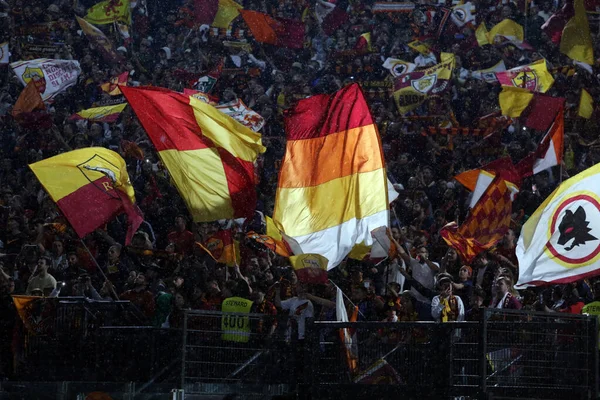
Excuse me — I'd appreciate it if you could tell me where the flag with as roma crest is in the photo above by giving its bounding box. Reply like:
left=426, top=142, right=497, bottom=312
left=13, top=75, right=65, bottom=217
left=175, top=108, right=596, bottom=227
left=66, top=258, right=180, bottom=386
left=495, top=59, right=555, bottom=93
left=393, top=54, right=455, bottom=114
left=197, top=230, right=240, bottom=266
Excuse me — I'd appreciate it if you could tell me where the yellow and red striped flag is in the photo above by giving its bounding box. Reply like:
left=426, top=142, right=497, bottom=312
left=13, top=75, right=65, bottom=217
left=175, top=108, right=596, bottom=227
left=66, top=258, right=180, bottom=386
left=273, top=83, right=389, bottom=270
left=70, top=103, right=127, bottom=123
left=120, top=86, right=266, bottom=222
left=29, top=148, right=143, bottom=244
left=441, top=176, right=513, bottom=263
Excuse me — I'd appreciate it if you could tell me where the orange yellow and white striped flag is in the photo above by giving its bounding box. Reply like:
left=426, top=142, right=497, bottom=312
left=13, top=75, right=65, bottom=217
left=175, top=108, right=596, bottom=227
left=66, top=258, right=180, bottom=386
left=273, top=84, right=389, bottom=269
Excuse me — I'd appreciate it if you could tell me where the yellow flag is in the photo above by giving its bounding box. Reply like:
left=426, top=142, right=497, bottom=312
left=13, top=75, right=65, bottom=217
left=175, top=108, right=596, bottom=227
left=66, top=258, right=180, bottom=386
left=496, top=59, right=554, bottom=93
left=85, top=0, right=131, bottom=25
left=408, top=40, right=431, bottom=55
left=560, top=0, right=594, bottom=65
left=487, top=19, right=523, bottom=44
left=393, top=58, right=454, bottom=114
left=499, top=86, right=534, bottom=117
left=348, top=242, right=371, bottom=260
left=475, top=23, right=489, bottom=46
left=579, top=89, right=594, bottom=119
left=213, top=0, right=243, bottom=28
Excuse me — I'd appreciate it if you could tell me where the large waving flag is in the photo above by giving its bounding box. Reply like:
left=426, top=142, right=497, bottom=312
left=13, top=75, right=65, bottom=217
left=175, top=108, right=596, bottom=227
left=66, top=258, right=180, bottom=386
left=85, top=0, right=131, bottom=25
left=121, top=86, right=266, bottom=222
left=69, top=103, right=127, bottom=123
left=516, top=164, right=600, bottom=287
left=29, top=148, right=143, bottom=244
left=239, top=10, right=304, bottom=49
left=11, top=59, right=81, bottom=101
left=273, top=84, right=389, bottom=269
left=393, top=54, right=455, bottom=114
left=441, top=176, right=514, bottom=263
left=495, top=59, right=554, bottom=93
left=560, top=0, right=594, bottom=65
left=516, top=108, right=564, bottom=179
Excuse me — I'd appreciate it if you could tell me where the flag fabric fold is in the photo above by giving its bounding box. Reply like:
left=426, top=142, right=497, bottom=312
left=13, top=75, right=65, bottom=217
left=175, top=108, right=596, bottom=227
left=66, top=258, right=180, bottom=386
left=579, top=89, right=594, bottom=119
left=120, top=86, right=265, bottom=222
left=499, top=87, right=564, bottom=131
left=212, top=0, right=243, bottom=28
left=560, top=0, right=594, bottom=65
left=70, top=103, right=127, bottom=123
left=441, top=176, right=514, bottom=263
left=516, top=164, right=600, bottom=287
left=315, top=0, right=349, bottom=36
left=273, top=84, right=389, bottom=270
left=516, top=108, right=564, bottom=178
left=11, top=80, right=52, bottom=130
left=0, top=42, right=9, bottom=64
left=29, top=147, right=143, bottom=244
left=239, top=10, right=304, bottom=49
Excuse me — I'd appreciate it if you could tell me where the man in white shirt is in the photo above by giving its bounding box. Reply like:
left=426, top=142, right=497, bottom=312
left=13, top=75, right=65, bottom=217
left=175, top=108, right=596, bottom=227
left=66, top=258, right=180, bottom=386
left=397, top=245, right=439, bottom=304
left=26, top=257, right=57, bottom=296
left=274, top=283, right=314, bottom=341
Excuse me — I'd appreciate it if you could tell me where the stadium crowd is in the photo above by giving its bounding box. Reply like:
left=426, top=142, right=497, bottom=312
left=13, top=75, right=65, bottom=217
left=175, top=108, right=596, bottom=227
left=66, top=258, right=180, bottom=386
left=0, top=0, right=599, bottom=380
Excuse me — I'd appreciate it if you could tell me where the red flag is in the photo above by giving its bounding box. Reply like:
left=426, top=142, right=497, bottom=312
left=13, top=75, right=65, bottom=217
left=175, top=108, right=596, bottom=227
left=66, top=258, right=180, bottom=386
left=521, top=95, right=565, bottom=131
left=239, top=10, right=304, bottom=49
left=441, top=176, right=513, bottom=263
left=516, top=108, right=564, bottom=179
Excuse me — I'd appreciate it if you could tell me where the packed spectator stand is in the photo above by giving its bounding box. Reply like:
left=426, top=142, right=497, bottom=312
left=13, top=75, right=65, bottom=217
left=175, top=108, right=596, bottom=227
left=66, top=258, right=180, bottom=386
left=1, top=0, right=600, bottom=398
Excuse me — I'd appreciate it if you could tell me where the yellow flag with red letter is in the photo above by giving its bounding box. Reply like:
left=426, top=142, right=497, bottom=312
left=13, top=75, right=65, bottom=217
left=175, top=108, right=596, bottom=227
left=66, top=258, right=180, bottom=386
left=85, top=0, right=131, bottom=25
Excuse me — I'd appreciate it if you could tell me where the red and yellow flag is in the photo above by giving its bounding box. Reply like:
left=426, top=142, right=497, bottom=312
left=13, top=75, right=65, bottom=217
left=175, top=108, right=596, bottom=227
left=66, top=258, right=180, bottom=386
left=29, top=147, right=143, bottom=244
left=121, top=86, right=266, bottom=222
left=197, top=230, right=239, bottom=266
left=289, top=254, right=328, bottom=284
left=273, top=84, right=389, bottom=270
left=76, top=16, right=123, bottom=64
left=100, top=71, right=128, bottom=96
left=441, top=176, right=513, bottom=263
left=70, top=103, right=127, bottom=123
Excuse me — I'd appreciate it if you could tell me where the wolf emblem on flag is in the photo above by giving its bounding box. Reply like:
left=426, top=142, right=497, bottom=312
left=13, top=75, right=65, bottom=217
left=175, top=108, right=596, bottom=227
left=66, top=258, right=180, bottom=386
left=546, top=193, right=600, bottom=266
left=558, top=206, right=597, bottom=251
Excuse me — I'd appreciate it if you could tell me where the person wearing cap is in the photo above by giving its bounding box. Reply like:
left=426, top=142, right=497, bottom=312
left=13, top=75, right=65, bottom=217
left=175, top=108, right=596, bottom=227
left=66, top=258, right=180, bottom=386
left=431, top=276, right=464, bottom=323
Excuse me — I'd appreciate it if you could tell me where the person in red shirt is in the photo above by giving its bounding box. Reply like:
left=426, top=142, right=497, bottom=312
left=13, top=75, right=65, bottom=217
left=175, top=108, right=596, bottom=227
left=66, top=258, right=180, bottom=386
left=167, top=215, right=195, bottom=256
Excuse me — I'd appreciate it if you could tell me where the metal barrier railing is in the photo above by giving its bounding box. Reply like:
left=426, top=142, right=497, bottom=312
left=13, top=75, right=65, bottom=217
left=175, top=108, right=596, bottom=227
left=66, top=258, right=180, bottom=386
left=308, top=309, right=598, bottom=400
left=181, top=310, right=296, bottom=393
